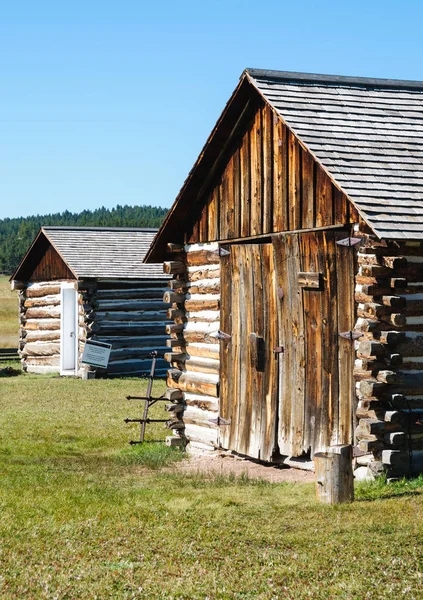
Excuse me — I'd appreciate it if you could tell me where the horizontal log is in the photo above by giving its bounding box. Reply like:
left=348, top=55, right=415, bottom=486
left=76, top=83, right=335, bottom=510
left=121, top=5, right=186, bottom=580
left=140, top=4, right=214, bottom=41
left=184, top=423, right=219, bottom=447
left=185, top=298, right=220, bottom=312
left=164, top=352, right=186, bottom=363
left=184, top=357, right=220, bottom=375
left=166, top=308, right=186, bottom=323
left=165, top=419, right=184, bottom=430
left=182, top=406, right=218, bottom=427
left=356, top=341, right=386, bottom=358
left=376, top=370, right=397, bottom=384
left=101, top=358, right=168, bottom=374
left=24, top=330, right=60, bottom=342
left=24, top=319, right=60, bottom=331
left=163, top=261, right=185, bottom=275
left=186, top=343, right=220, bottom=360
left=95, top=288, right=169, bottom=300
left=165, top=403, right=185, bottom=414
left=21, top=342, right=60, bottom=357
left=90, top=322, right=166, bottom=336
left=382, top=449, right=423, bottom=471
left=166, top=323, right=184, bottom=335
left=26, top=284, right=62, bottom=298
left=358, top=439, right=385, bottom=453
left=169, top=279, right=187, bottom=290
left=184, top=392, right=219, bottom=412
left=108, top=347, right=167, bottom=362
left=94, top=311, right=168, bottom=322
left=359, top=265, right=393, bottom=278
left=355, top=277, right=407, bottom=290
left=96, top=300, right=169, bottom=311
left=167, top=369, right=219, bottom=397
left=25, top=306, right=61, bottom=319
left=185, top=250, right=220, bottom=266
left=163, top=291, right=185, bottom=304
left=183, top=331, right=219, bottom=344
left=385, top=430, right=423, bottom=446
left=187, top=267, right=220, bottom=282
left=24, top=294, right=61, bottom=308
left=25, top=355, right=60, bottom=366
left=25, top=365, right=60, bottom=374
left=91, top=335, right=168, bottom=349
left=165, top=388, right=184, bottom=401
left=186, top=310, right=220, bottom=323
left=378, top=331, right=406, bottom=345
left=383, top=256, right=408, bottom=269
left=165, top=338, right=186, bottom=349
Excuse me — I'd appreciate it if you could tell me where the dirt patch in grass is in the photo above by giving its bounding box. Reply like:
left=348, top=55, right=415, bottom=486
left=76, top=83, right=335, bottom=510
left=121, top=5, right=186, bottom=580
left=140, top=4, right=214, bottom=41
left=172, top=451, right=315, bottom=483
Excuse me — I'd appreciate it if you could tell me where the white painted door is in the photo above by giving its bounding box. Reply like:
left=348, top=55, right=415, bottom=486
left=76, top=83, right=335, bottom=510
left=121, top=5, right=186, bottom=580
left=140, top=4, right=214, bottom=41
left=60, top=283, right=78, bottom=375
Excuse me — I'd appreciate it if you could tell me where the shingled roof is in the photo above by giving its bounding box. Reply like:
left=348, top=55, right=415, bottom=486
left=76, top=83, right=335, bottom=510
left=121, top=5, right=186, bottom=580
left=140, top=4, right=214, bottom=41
left=246, top=69, right=423, bottom=240
left=145, top=69, right=423, bottom=262
left=13, top=227, right=166, bottom=280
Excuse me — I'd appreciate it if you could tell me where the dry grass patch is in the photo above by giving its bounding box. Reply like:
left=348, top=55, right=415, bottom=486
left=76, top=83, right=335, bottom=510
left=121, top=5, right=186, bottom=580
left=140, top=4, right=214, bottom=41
left=0, top=275, right=18, bottom=348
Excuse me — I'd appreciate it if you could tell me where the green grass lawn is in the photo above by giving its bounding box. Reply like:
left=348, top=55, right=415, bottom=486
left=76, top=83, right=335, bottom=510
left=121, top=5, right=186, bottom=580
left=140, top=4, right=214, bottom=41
left=0, top=275, right=18, bottom=348
left=1, top=371, right=423, bottom=599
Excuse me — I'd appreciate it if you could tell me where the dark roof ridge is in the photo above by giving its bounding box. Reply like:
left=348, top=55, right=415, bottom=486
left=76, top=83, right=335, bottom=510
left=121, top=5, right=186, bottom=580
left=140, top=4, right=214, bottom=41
left=244, top=68, right=423, bottom=90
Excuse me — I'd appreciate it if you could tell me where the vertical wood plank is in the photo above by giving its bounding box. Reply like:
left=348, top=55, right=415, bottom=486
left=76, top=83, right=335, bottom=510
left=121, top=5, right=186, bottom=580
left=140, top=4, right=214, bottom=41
left=250, top=109, right=262, bottom=236
left=225, top=155, right=236, bottom=239
left=272, top=118, right=288, bottom=232
left=333, top=186, right=348, bottom=226
left=319, top=231, right=339, bottom=449
left=248, top=243, right=264, bottom=458
left=188, top=219, right=200, bottom=243
left=273, top=233, right=305, bottom=456
left=229, top=245, right=242, bottom=450
left=301, top=231, right=322, bottom=456
left=219, top=176, right=229, bottom=240
left=335, top=233, right=356, bottom=445
left=301, top=149, right=315, bottom=229
left=315, top=166, right=333, bottom=227
left=288, top=131, right=301, bottom=230
left=262, top=105, right=273, bottom=234
left=207, top=187, right=219, bottom=241
left=219, top=249, right=232, bottom=449
left=199, top=202, right=208, bottom=242
left=240, top=128, right=251, bottom=237
left=260, top=244, right=278, bottom=460
left=233, top=147, right=241, bottom=238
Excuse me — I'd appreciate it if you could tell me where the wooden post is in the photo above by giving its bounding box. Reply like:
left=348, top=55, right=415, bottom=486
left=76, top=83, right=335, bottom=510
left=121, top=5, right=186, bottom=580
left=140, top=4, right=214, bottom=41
left=314, top=445, right=354, bottom=504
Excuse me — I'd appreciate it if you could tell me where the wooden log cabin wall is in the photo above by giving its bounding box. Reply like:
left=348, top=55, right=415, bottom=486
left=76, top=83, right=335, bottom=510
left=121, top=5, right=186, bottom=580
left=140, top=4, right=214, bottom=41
left=11, top=227, right=169, bottom=377
left=146, top=69, right=423, bottom=478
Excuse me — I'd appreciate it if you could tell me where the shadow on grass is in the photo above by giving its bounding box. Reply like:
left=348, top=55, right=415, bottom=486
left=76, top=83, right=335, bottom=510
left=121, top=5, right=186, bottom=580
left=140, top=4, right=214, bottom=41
left=355, top=473, right=423, bottom=502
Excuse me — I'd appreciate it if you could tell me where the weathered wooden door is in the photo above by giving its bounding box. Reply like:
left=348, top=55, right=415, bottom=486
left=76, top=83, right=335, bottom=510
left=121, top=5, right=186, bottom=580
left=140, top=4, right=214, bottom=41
left=220, top=243, right=278, bottom=461
left=273, top=229, right=356, bottom=458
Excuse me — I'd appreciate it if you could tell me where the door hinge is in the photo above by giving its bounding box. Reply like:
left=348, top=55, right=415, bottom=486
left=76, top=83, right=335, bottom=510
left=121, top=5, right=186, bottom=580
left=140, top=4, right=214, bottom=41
left=216, top=330, right=231, bottom=340
left=209, top=416, right=231, bottom=426
left=212, top=247, right=230, bottom=257
left=339, top=330, right=361, bottom=340
left=336, top=237, right=361, bottom=247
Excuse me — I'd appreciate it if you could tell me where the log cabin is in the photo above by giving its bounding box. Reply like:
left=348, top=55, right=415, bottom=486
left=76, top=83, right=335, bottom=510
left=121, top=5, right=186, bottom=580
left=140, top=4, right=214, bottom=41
left=145, top=68, right=423, bottom=479
left=10, top=226, right=169, bottom=377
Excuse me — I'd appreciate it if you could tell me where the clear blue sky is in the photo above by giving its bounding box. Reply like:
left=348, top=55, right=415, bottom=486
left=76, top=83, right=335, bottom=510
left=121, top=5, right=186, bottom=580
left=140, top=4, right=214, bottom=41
left=1, top=0, right=423, bottom=219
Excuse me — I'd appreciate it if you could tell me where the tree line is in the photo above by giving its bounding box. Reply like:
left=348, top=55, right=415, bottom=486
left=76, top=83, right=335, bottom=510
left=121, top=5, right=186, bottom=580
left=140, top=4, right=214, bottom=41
left=0, top=204, right=168, bottom=274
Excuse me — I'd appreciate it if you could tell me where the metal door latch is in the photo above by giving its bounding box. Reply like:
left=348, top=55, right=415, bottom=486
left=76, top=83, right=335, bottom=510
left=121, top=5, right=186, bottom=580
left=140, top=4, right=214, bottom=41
left=273, top=346, right=284, bottom=359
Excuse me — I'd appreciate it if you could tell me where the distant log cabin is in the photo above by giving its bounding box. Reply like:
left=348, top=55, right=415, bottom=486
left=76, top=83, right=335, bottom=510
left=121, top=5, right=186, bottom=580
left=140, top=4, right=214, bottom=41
left=11, top=227, right=169, bottom=377
left=145, top=68, right=423, bottom=479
